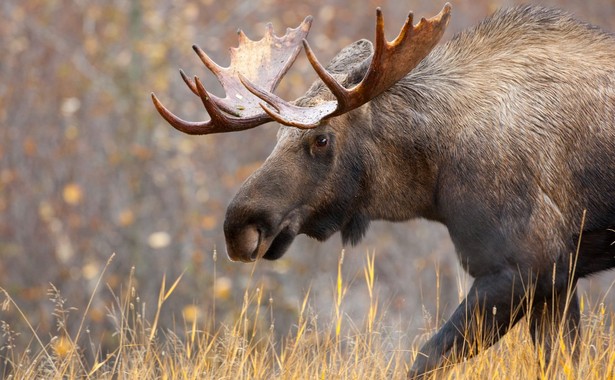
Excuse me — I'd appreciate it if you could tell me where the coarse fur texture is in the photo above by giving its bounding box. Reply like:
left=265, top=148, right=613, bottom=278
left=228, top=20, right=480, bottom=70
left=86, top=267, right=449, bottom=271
left=220, top=5, right=615, bottom=379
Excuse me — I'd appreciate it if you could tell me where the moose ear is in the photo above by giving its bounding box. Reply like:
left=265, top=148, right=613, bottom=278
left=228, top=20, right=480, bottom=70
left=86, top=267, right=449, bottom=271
left=296, top=39, right=373, bottom=105
left=325, top=39, right=374, bottom=73
left=325, top=39, right=373, bottom=88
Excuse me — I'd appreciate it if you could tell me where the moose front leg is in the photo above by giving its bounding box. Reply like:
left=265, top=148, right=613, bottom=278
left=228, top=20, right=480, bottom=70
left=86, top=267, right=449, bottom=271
left=408, top=270, right=526, bottom=379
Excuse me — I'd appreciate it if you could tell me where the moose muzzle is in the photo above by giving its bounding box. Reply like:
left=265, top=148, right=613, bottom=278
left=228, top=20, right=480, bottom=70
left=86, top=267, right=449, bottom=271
left=223, top=199, right=310, bottom=262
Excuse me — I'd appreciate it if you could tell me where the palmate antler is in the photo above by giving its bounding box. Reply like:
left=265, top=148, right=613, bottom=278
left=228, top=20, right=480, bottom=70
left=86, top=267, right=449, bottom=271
left=151, top=17, right=312, bottom=134
left=152, top=4, right=451, bottom=133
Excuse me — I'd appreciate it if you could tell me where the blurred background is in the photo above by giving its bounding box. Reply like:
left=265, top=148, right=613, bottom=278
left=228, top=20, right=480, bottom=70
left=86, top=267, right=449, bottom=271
left=2, top=0, right=615, bottom=365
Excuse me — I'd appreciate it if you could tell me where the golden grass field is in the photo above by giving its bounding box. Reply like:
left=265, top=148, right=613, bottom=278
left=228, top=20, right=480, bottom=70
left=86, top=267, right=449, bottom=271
left=1, top=252, right=614, bottom=379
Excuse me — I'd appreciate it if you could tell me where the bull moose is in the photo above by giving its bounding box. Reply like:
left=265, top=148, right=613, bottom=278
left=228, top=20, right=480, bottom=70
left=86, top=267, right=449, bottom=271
left=152, top=3, right=615, bottom=378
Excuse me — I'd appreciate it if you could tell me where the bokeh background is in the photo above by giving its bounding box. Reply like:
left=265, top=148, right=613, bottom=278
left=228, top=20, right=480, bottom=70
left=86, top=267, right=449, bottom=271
left=2, top=0, right=615, bottom=365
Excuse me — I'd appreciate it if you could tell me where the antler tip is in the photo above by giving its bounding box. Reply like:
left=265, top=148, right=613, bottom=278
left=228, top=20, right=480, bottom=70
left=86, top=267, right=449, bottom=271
left=295, top=15, right=312, bottom=34
left=438, top=3, right=452, bottom=22
left=405, top=11, right=415, bottom=27
left=192, top=75, right=206, bottom=96
left=436, top=3, right=452, bottom=28
left=192, top=44, right=208, bottom=59
left=150, top=92, right=173, bottom=122
left=261, top=23, right=273, bottom=39
left=179, top=68, right=200, bottom=96
left=151, top=92, right=166, bottom=110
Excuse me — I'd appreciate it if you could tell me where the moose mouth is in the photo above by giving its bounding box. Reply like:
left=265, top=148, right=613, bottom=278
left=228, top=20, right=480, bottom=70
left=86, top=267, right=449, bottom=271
left=260, top=227, right=297, bottom=260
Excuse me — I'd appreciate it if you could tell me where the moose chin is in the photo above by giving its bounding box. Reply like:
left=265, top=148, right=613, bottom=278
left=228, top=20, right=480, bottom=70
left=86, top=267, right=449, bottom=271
left=153, top=3, right=615, bottom=378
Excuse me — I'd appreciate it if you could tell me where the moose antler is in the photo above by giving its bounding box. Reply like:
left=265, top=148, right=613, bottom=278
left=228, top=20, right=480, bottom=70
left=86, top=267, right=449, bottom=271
left=152, top=4, right=450, bottom=133
left=243, top=3, right=452, bottom=128
left=151, top=16, right=312, bottom=135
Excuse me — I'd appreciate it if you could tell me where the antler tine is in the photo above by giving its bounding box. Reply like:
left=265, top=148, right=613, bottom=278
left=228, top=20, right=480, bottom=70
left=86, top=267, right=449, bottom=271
left=151, top=92, right=213, bottom=135
left=393, top=11, right=414, bottom=46
left=374, top=8, right=386, bottom=57
left=302, top=40, right=351, bottom=110
left=180, top=69, right=198, bottom=95
left=192, top=44, right=225, bottom=77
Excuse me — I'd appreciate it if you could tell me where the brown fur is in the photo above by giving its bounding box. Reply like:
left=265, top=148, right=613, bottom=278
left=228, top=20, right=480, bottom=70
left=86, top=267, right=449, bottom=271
left=223, top=5, right=615, bottom=378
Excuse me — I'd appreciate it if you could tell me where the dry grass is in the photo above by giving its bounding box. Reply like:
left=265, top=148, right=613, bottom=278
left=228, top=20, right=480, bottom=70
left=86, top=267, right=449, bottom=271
left=1, top=251, right=614, bottom=380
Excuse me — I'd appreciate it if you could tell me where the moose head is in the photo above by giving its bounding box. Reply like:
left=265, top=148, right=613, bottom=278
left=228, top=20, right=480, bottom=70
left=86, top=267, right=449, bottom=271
left=152, top=4, right=451, bottom=263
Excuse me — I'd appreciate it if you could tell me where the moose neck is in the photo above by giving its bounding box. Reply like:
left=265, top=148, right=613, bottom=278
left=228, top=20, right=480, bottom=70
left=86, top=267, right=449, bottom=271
left=360, top=83, right=445, bottom=223
left=359, top=45, right=469, bottom=225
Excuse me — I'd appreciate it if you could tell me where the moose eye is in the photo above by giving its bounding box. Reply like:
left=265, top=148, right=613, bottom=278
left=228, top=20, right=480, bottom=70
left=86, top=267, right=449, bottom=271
left=314, top=135, right=328, bottom=148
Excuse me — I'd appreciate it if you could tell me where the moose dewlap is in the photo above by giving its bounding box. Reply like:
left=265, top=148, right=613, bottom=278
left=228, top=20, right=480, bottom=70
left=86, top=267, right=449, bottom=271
left=152, top=3, right=615, bottom=379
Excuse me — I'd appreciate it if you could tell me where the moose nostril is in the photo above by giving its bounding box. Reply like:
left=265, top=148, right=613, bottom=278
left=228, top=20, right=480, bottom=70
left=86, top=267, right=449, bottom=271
left=246, top=226, right=260, bottom=259
left=235, top=225, right=260, bottom=261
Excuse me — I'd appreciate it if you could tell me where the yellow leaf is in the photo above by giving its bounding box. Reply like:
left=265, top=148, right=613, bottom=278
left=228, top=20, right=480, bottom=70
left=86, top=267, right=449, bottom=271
left=63, top=183, right=83, bottom=205
left=53, top=336, right=74, bottom=358
left=201, top=215, right=217, bottom=231
left=38, top=201, right=54, bottom=221
left=214, top=277, right=232, bottom=300
left=118, top=209, right=135, bottom=226
left=182, top=305, right=200, bottom=324
left=82, top=262, right=100, bottom=280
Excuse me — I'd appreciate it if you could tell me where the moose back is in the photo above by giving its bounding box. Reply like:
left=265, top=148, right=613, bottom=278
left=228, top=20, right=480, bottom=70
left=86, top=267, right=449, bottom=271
left=152, top=3, right=615, bottom=378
